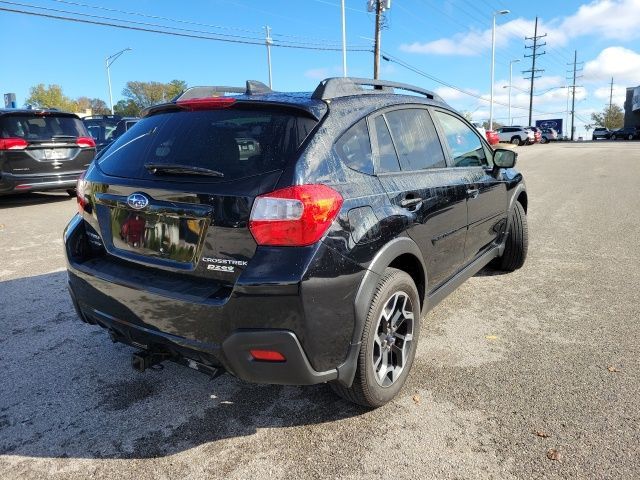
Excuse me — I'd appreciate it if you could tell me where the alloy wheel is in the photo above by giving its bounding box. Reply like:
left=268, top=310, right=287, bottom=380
left=371, top=291, right=415, bottom=387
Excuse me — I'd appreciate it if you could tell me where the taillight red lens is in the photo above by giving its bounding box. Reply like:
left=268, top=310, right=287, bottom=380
left=249, top=349, right=286, bottom=362
left=76, top=137, right=96, bottom=148
left=0, top=137, right=28, bottom=150
left=176, top=97, right=236, bottom=111
left=249, top=184, right=343, bottom=247
left=76, top=171, right=87, bottom=214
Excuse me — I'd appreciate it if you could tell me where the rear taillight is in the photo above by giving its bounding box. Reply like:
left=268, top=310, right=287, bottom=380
left=249, top=184, right=343, bottom=247
left=0, top=138, right=28, bottom=150
left=76, top=171, right=88, bottom=214
left=76, top=137, right=96, bottom=148
left=176, top=97, right=236, bottom=111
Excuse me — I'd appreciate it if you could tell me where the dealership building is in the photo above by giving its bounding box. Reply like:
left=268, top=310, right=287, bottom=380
left=624, top=86, right=640, bottom=127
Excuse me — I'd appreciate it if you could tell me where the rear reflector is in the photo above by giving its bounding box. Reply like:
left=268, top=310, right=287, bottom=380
left=76, top=137, right=96, bottom=148
left=0, top=138, right=28, bottom=150
left=176, top=97, right=236, bottom=110
left=249, top=349, right=286, bottom=362
left=249, top=184, right=343, bottom=247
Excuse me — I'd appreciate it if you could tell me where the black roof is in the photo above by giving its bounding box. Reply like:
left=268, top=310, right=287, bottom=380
left=0, top=108, right=79, bottom=117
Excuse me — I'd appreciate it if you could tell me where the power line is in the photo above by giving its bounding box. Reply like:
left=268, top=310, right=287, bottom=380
left=567, top=50, right=584, bottom=140
left=381, top=51, right=563, bottom=116
left=0, top=5, right=372, bottom=51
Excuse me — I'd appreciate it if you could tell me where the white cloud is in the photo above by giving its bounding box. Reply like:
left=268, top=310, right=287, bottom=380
left=593, top=84, right=628, bottom=106
left=304, top=68, right=331, bottom=80
left=434, top=86, right=479, bottom=101
left=400, top=0, right=640, bottom=57
left=584, top=46, right=640, bottom=84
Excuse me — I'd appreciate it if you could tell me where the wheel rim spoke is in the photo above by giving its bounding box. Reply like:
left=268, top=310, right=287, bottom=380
left=371, top=290, right=415, bottom=387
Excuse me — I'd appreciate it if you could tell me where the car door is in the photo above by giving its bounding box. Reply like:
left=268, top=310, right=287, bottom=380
left=432, top=110, right=508, bottom=264
left=369, top=107, right=468, bottom=290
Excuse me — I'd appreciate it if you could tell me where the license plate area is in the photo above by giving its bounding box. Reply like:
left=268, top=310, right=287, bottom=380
left=42, top=148, right=73, bottom=160
left=110, top=206, right=206, bottom=264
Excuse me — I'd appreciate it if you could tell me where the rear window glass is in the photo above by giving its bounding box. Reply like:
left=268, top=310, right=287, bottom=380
left=98, top=109, right=317, bottom=182
left=84, top=118, right=119, bottom=143
left=335, top=119, right=373, bottom=175
left=0, top=114, right=86, bottom=141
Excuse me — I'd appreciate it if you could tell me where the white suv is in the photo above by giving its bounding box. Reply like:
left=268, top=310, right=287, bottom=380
left=495, top=126, right=534, bottom=146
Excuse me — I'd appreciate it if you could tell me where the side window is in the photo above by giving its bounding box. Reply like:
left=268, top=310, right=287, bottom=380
left=385, top=109, right=446, bottom=170
left=372, top=115, right=400, bottom=173
left=434, top=111, right=491, bottom=168
left=335, top=119, right=373, bottom=175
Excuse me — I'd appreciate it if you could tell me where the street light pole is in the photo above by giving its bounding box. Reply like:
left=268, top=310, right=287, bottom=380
left=105, top=47, right=132, bottom=115
left=265, top=26, right=273, bottom=88
left=508, top=59, right=520, bottom=125
left=490, top=9, right=510, bottom=130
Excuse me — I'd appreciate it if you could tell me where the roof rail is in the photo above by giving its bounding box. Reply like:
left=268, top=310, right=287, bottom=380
left=311, top=77, right=443, bottom=103
left=174, top=80, right=272, bottom=101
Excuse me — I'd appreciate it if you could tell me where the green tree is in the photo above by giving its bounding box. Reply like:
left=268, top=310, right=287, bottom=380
left=113, top=99, right=141, bottom=117
left=121, top=80, right=188, bottom=111
left=26, top=84, right=76, bottom=111
left=590, top=105, right=624, bottom=130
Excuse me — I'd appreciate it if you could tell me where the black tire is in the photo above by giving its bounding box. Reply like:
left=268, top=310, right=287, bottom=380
left=495, top=201, right=528, bottom=271
left=66, top=188, right=77, bottom=198
left=541, top=136, right=548, bottom=144
left=510, top=136, right=521, bottom=146
left=628, top=134, right=634, bottom=141
left=330, top=268, right=421, bottom=408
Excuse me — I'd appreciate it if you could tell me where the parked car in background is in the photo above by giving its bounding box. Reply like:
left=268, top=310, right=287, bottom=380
left=610, top=126, right=640, bottom=141
left=65, top=78, right=528, bottom=408
left=471, top=122, right=486, bottom=137
left=592, top=127, right=611, bottom=141
left=526, top=126, right=542, bottom=143
left=82, top=115, right=122, bottom=152
left=485, top=129, right=499, bottom=145
left=112, top=117, right=139, bottom=140
left=0, top=109, right=95, bottom=195
left=495, top=126, right=535, bottom=146
left=540, top=128, right=558, bottom=144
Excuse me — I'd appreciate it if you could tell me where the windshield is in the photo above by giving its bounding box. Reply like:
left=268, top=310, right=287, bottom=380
left=97, top=108, right=317, bottom=182
left=0, top=114, right=87, bottom=141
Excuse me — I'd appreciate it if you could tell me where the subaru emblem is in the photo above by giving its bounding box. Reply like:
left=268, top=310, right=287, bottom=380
left=127, top=193, right=149, bottom=210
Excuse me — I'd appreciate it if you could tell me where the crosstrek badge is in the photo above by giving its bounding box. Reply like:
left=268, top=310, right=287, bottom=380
left=201, top=257, right=248, bottom=273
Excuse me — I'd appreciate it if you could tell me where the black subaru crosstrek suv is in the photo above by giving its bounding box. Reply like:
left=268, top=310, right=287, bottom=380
left=64, top=78, right=528, bottom=407
left=0, top=109, right=95, bottom=195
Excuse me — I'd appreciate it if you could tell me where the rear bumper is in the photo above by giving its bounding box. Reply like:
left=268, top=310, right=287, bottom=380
left=69, top=289, right=337, bottom=385
left=0, top=171, right=81, bottom=194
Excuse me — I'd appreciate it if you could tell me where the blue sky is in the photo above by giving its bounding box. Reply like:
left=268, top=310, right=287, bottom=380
left=1, top=0, right=639, bottom=137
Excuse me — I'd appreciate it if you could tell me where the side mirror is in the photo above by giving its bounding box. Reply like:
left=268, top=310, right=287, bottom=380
left=493, top=148, right=517, bottom=168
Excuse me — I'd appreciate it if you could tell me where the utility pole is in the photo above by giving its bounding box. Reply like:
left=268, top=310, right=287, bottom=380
left=265, top=26, right=273, bottom=89
left=369, top=0, right=390, bottom=79
left=522, top=17, right=546, bottom=126
left=567, top=50, right=584, bottom=141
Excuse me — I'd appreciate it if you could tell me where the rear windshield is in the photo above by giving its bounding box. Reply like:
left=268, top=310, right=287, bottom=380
left=0, top=114, right=87, bottom=141
left=97, top=108, right=317, bottom=182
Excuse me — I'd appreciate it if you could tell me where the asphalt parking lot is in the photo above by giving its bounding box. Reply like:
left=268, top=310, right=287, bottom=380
left=1, top=142, right=639, bottom=479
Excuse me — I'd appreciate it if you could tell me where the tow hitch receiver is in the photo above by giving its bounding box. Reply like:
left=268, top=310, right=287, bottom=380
left=132, top=350, right=171, bottom=372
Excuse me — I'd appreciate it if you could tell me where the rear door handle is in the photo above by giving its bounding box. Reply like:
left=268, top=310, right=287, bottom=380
left=466, top=188, right=479, bottom=199
left=400, top=196, right=422, bottom=208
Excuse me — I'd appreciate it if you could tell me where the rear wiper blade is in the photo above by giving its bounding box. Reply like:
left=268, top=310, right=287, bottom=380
left=144, top=163, right=225, bottom=177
